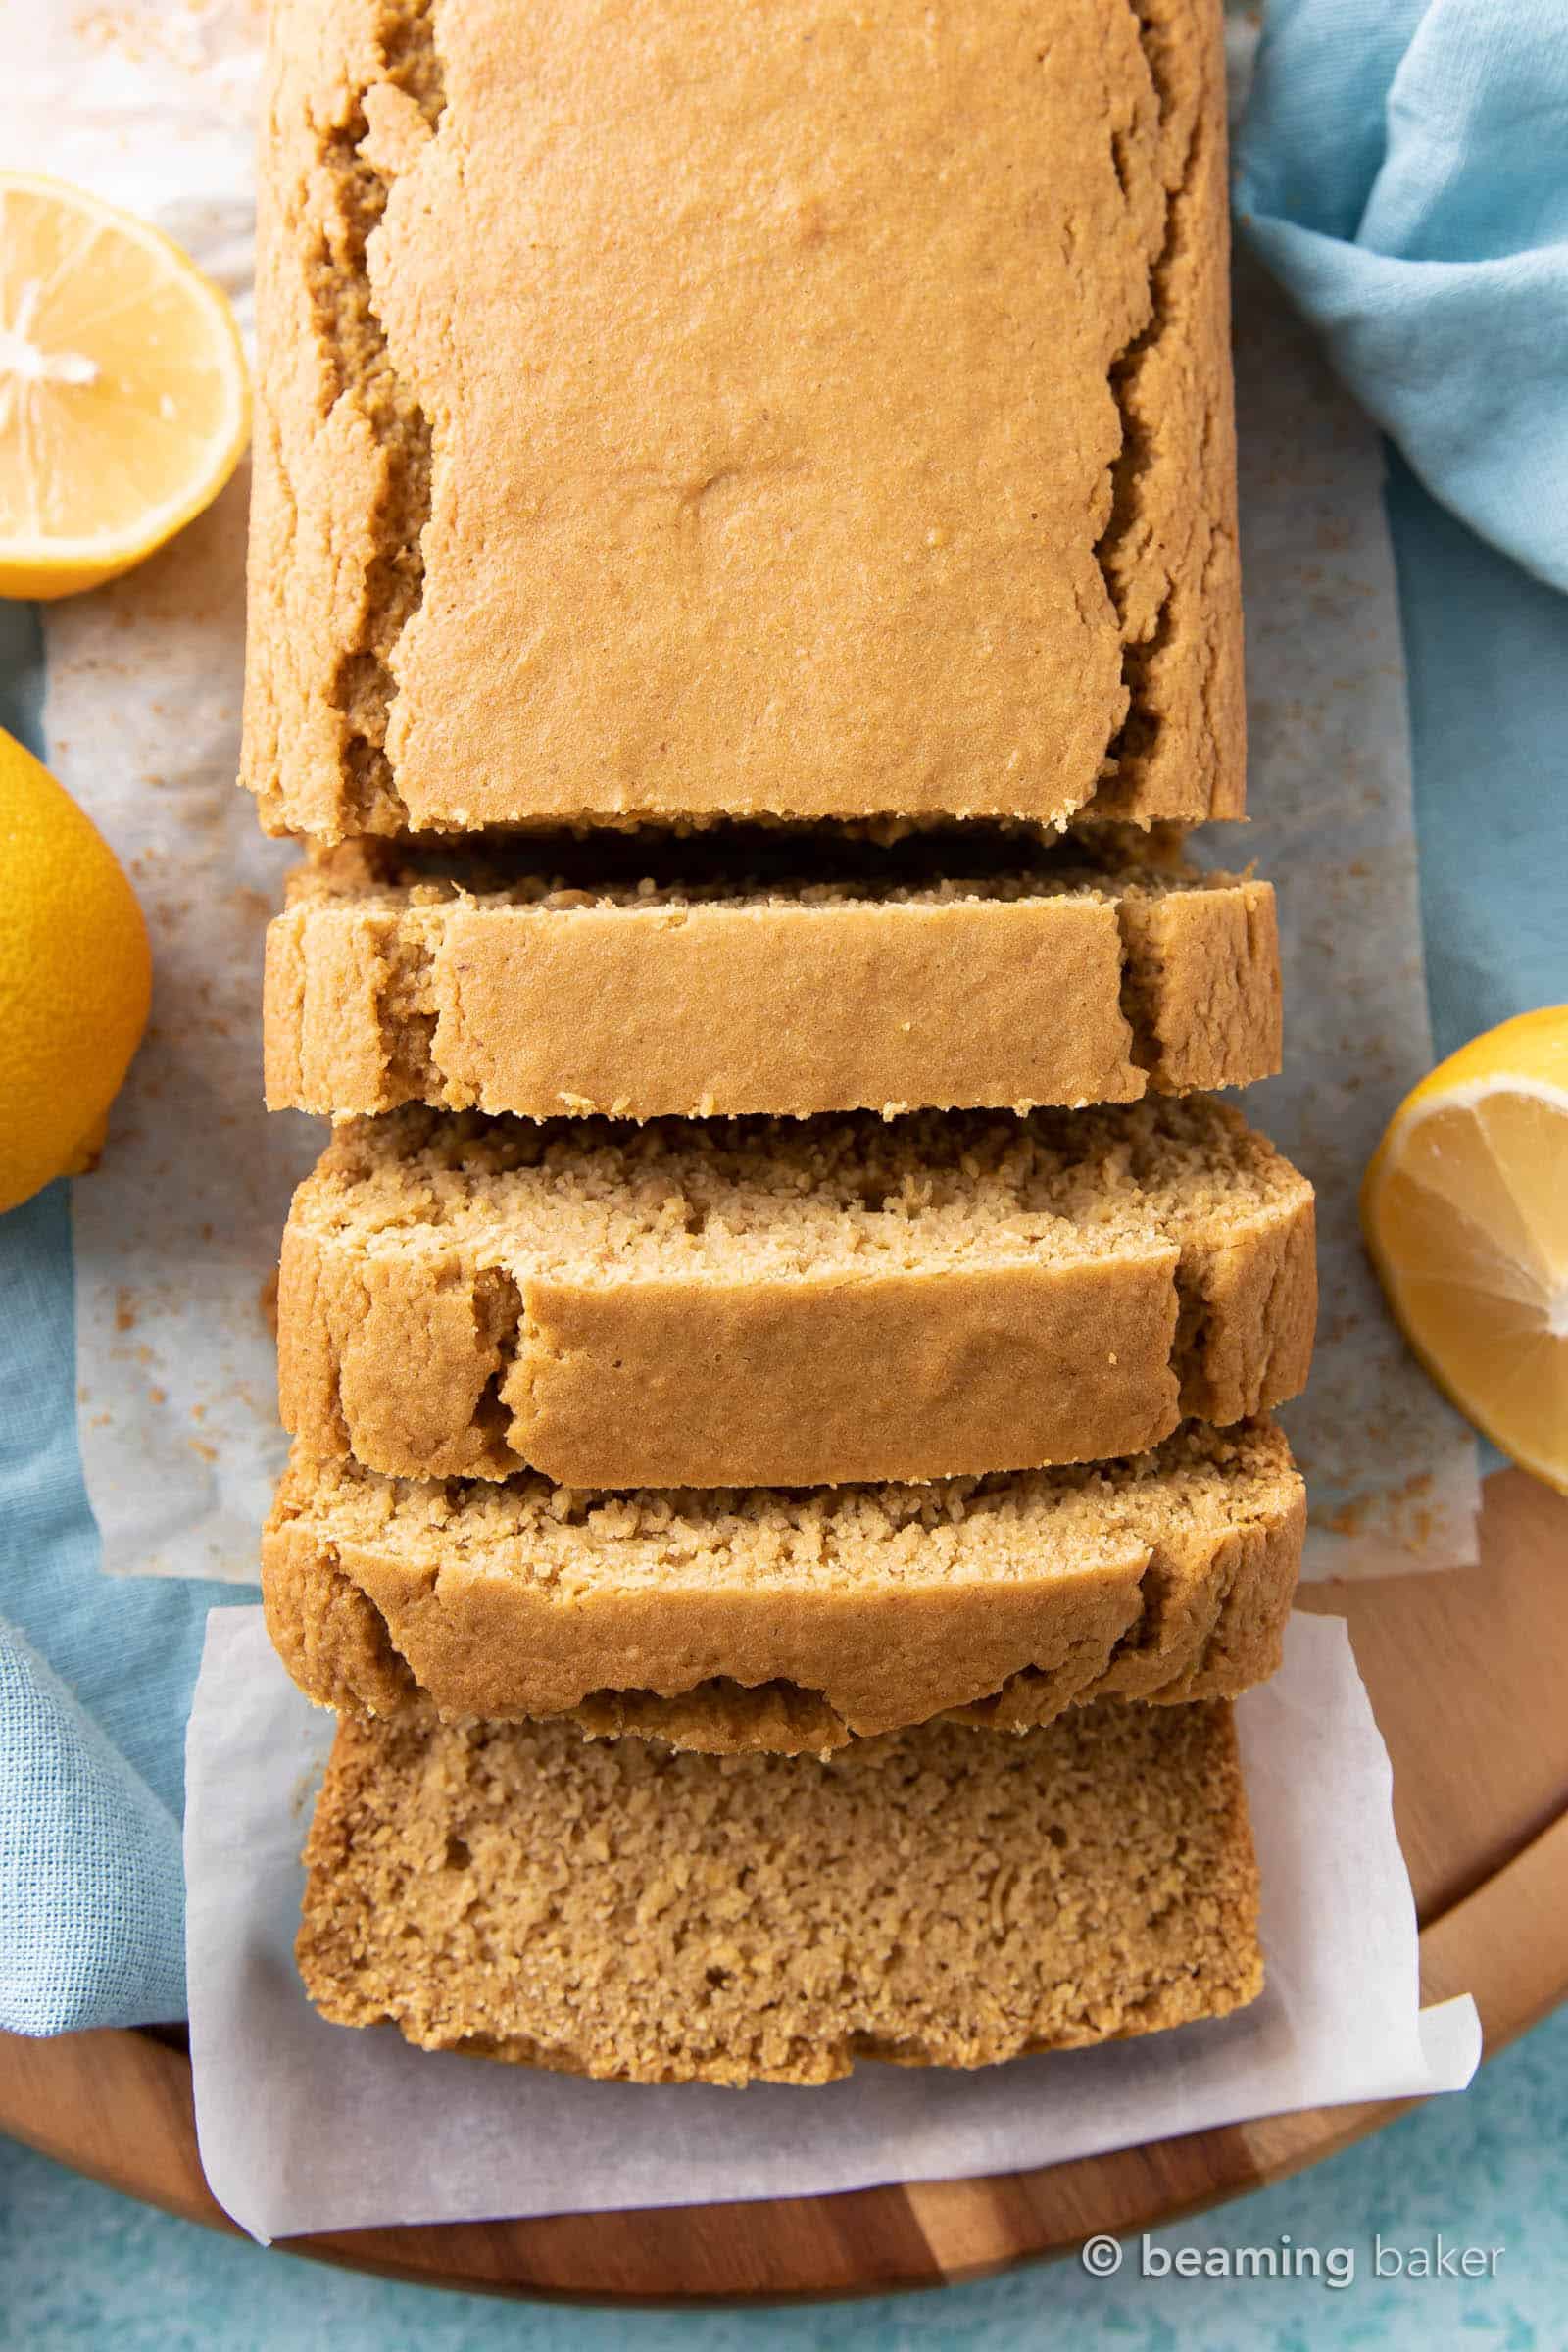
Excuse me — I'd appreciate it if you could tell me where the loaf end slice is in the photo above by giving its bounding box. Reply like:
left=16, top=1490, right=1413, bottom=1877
left=297, top=1698, right=1263, bottom=2084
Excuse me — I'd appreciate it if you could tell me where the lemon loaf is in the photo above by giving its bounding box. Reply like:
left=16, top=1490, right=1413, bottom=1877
left=277, top=1100, right=1315, bottom=1488
left=263, top=1418, right=1303, bottom=1746
left=264, top=837, right=1281, bottom=1121
left=297, top=1695, right=1263, bottom=2084
left=243, top=0, right=1241, bottom=839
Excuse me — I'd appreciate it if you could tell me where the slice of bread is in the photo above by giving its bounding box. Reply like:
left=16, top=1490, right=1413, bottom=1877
left=263, top=1418, right=1303, bottom=1746
left=263, top=837, right=1281, bottom=1120
left=277, top=1098, right=1315, bottom=1488
left=297, top=1696, right=1263, bottom=2085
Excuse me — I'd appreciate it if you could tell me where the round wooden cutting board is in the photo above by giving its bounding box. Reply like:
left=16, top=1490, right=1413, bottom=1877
left=3, top=1465, right=1566, bottom=2303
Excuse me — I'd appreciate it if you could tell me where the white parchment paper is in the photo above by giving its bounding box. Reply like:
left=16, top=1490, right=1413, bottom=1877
left=185, top=1611, right=1480, bottom=2242
left=1, top=0, right=1480, bottom=1574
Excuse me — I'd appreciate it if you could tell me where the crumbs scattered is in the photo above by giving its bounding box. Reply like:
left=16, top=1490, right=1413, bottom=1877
left=226, top=886, right=273, bottom=927
left=1313, top=1470, right=1437, bottom=1545
left=115, top=1286, right=139, bottom=1333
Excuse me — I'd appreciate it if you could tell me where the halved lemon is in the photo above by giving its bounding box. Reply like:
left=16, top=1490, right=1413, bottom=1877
left=1361, top=1007, right=1568, bottom=1494
left=0, top=172, right=249, bottom=599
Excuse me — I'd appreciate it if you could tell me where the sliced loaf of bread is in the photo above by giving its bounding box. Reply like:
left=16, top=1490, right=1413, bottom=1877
left=298, top=1697, right=1263, bottom=2084
left=278, top=1099, right=1315, bottom=1488
left=264, top=1418, right=1303, bottom=1747
left=264, top=838, right=1281, bottom=1120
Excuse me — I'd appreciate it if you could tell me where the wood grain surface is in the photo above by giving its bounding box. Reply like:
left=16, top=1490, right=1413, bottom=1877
left=2, top=1466, right=1564, bottom=2304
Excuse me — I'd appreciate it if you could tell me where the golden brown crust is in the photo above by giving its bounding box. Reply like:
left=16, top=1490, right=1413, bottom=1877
left=263, top=860, right=1281, bottom=1119
left=1081, top=0, right=1245, bottom=825
left=275, top=1102, right=1315, bottom=1488
left=296, top=1700, right=1263, bottom=2083
left=261, top=1419, right=1304, bottom=1741
left=243, top=0, right=1241, bottom=838
left=1117, top=875, right=1280, bottom=1097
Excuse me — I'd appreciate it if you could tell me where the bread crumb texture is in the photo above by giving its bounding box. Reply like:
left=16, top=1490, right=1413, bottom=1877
left=276, top=1097, right=1316, bottom=1486
left=297, top=1696, right=1263, bottom=2083
left=242, top=0, right=1241, bottom=836
left=263, top=1415, right=1304, bottom=1741
left=264, top=837, right=1281, bottom=1118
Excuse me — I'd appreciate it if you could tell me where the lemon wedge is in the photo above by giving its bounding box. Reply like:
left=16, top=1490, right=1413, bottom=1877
left=0, top=172, right=249, bottom=600
left=1361, top=1007, right=1568, bottom=1493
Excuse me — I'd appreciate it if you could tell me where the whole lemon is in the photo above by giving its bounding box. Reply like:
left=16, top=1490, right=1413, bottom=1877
left=0, top=727, right=151, bottom=1214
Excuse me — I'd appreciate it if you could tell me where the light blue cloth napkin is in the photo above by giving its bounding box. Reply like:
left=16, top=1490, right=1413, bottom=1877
left=0, top=1619, right=185, bottom=2032
left=1237, top=0, right=1568, bottom=596
left=1234, top=0, right=1568, bottom=1056
left=3, top=0, right=1568, bottom=2035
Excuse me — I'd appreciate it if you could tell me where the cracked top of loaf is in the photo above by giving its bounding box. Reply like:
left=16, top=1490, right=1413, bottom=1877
left=242, top=0, right=1242, bottom=839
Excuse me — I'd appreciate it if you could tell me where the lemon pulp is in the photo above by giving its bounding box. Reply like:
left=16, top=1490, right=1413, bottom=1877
left=1361, top=1009, right=1568, bottom=1494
